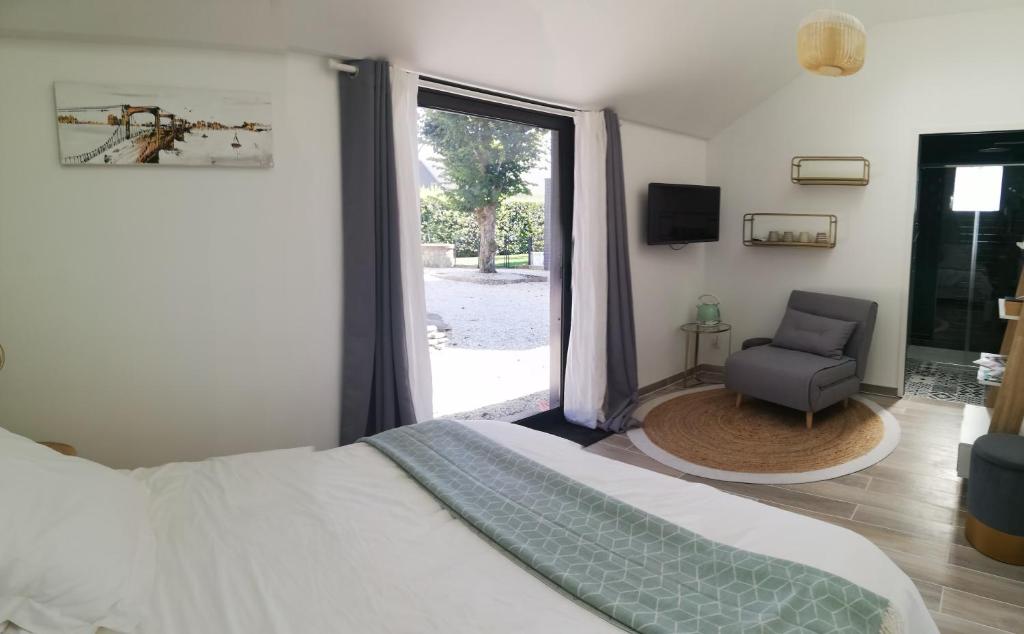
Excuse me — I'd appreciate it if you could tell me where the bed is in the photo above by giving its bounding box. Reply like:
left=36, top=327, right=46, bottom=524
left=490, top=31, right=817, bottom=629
left=2, top=420, right=937, bottom=633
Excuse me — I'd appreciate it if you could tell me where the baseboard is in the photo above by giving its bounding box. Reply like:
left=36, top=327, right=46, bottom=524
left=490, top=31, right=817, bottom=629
left=860, top=383, right=899, bottom=397
left=639, top=371, right=689, bottom=396
left=639, top=365, right=723, bottom=396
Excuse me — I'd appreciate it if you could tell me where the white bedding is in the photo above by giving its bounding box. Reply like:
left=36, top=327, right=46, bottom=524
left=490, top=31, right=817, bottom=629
left=122, top=420, right=936, bottom=633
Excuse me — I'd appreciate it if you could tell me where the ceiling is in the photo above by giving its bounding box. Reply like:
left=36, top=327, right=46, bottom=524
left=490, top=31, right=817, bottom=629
left=3, top=0, right=1023, bottom=138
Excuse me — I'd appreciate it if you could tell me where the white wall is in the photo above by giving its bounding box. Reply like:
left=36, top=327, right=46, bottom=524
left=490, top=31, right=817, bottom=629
left=12, top=8, right=1014, bottom=467
left=0, top=36, right=708, bottom=467
left=620, top=122, right=709, bottom=387
left=706, top=8, right=1024, bottom=389
left=0, top=38, right=342, bottom=468
left=0, top=0, right=286, bottom=52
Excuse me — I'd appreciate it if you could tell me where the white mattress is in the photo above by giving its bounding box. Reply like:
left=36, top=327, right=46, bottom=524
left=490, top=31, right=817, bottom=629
left=121, top=420, right=936, bottom=633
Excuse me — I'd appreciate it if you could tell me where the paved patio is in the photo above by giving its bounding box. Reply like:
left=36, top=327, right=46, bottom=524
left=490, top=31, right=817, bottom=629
left=424, top=267, right=550, bottom=420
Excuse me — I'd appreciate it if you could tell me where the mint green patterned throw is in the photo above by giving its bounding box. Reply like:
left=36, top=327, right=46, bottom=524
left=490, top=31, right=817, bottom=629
left=363, top=420, right=897, bottom=634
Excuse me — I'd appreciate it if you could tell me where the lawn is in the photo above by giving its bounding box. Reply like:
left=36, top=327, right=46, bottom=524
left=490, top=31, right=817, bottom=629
left=454, top=253, right=533, bottom=268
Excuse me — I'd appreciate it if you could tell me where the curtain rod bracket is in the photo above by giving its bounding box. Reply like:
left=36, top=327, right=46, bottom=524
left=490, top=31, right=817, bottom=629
left=328, top=59, right=359, bottom=76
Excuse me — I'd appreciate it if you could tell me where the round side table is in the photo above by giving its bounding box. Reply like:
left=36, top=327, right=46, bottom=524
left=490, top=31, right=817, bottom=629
left=679, top=322, right=732, bottom=387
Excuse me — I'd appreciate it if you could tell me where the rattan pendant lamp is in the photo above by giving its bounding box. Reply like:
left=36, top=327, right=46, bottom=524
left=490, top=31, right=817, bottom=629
left=797, top=8, right=866, bottom=76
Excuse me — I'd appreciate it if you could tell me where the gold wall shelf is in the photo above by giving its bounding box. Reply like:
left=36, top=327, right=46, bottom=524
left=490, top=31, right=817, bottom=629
left=791, top=156, right=870, bottom=186
left=743, top=213, right=837, bottom=248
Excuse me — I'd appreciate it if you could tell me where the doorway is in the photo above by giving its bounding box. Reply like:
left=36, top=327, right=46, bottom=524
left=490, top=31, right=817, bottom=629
left=416, top=87, right=574, bottom=425
left=906, top=130, right=1024, bottom=403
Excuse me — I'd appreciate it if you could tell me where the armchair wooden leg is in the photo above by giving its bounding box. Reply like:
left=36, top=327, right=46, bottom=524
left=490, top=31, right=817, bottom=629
left=843, top=398, right=849, bottom=409
left=735, top=393, right=743, bottom=407
left=805, top=411, right=813, bottom=430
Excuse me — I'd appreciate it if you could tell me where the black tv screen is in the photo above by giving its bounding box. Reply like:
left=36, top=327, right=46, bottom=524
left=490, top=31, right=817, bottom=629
left=646, top=183, right=720, bottom=245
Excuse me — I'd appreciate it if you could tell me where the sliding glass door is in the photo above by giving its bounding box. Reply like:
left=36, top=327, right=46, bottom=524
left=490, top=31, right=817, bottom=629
left=416, top=88, right=574, bottom=422
left=906, top=130, right=1024, bottom=403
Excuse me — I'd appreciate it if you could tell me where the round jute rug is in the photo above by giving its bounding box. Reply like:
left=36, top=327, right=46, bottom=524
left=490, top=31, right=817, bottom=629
left=626, top=385, right=900, bottom=484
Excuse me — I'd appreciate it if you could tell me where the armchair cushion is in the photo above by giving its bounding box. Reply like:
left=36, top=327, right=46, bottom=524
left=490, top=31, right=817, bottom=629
left=771, top=308, right=858, bottom=359
left=725, top=345, right=857, bottom=412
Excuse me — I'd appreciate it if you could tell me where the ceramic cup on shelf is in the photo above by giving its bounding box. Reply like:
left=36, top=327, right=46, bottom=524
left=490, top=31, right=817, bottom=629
left=767, top=231, right=781, bottom=242
left=798, top=231, right=811, bottom=243
left=783, top=231, right=795, bottom=242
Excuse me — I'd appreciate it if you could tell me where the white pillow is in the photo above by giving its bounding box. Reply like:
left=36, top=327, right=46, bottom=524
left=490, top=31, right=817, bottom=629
left=0, top=427, right=155, bottom=633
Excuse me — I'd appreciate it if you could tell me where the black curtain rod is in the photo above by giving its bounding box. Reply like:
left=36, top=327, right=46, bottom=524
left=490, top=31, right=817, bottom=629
left=418, top=75, right=576, bottom=113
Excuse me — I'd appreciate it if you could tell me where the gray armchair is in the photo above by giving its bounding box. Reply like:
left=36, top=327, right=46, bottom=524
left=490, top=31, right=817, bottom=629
left=724, top=290, right=878, bottom=429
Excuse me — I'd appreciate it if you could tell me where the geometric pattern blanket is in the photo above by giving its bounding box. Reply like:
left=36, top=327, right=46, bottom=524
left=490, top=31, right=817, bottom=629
left=363, top=420, right=899, bottom=634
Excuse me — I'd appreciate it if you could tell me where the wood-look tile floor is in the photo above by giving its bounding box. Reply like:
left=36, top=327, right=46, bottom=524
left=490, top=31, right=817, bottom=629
left=585, top=384, right=1024, bottom=634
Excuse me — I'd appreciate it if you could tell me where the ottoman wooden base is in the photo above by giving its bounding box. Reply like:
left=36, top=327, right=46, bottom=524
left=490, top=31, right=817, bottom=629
left=966, top=514, right=1024, bottom=566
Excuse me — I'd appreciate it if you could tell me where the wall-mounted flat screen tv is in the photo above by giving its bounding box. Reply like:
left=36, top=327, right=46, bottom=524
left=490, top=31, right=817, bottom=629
left=646, top=183, right=720, bottom=245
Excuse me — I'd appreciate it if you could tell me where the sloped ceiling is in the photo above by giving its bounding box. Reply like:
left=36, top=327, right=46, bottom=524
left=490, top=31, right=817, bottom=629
left=3, top=0, right=1023, bottom=138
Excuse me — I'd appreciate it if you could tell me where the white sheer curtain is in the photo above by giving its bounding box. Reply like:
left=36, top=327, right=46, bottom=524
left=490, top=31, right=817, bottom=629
left=563, top=111, right=608, bottom=428
left=390, top=67, right=433, bottom=421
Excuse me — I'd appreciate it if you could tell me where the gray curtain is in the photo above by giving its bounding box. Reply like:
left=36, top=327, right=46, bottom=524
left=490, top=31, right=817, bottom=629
left=600, top=109, right=639, bottom=432
left=338, top=59, right=417, bottom=445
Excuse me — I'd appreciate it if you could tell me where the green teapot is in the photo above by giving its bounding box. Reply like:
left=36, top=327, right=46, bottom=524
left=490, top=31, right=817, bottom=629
left=696, top=294, right=721, bottom=326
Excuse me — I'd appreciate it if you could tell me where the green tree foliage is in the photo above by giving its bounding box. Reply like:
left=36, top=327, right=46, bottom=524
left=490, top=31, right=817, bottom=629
left=498, top=200, right=545, bottom=256
left=420, top=190, right=478, bottom=256
left=420, top=110, right=544, bottom=272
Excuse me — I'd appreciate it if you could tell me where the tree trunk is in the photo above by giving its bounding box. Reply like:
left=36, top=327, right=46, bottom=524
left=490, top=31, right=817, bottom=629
left=476, top=204, right=498, bottom=273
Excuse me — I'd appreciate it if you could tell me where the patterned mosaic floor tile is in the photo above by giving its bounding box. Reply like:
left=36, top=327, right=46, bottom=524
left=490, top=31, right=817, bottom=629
left=903, top=358, right=986, bottom=405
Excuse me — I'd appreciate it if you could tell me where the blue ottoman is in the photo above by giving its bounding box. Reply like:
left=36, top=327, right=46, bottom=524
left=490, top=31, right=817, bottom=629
left=966, top=433, right=1024, bottom=565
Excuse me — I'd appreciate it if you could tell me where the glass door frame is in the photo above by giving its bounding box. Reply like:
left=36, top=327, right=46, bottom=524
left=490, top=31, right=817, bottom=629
left=906, top=129, right=1024, bottom=390
left=417, top=87, right=575, bottom=417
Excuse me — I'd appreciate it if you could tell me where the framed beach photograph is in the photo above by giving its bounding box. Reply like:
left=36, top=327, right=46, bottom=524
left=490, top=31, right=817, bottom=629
left=54, top=81, right=273, bottom=167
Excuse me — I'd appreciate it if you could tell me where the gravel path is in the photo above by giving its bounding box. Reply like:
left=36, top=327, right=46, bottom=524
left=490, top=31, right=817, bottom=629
left=424, top=267, right=550, bottom=418
left=424, top=268, right=549, bottom=350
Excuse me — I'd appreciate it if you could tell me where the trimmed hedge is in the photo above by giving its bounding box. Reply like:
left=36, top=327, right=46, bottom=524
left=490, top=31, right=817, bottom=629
left=421, top=191, right=544, bottom=257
